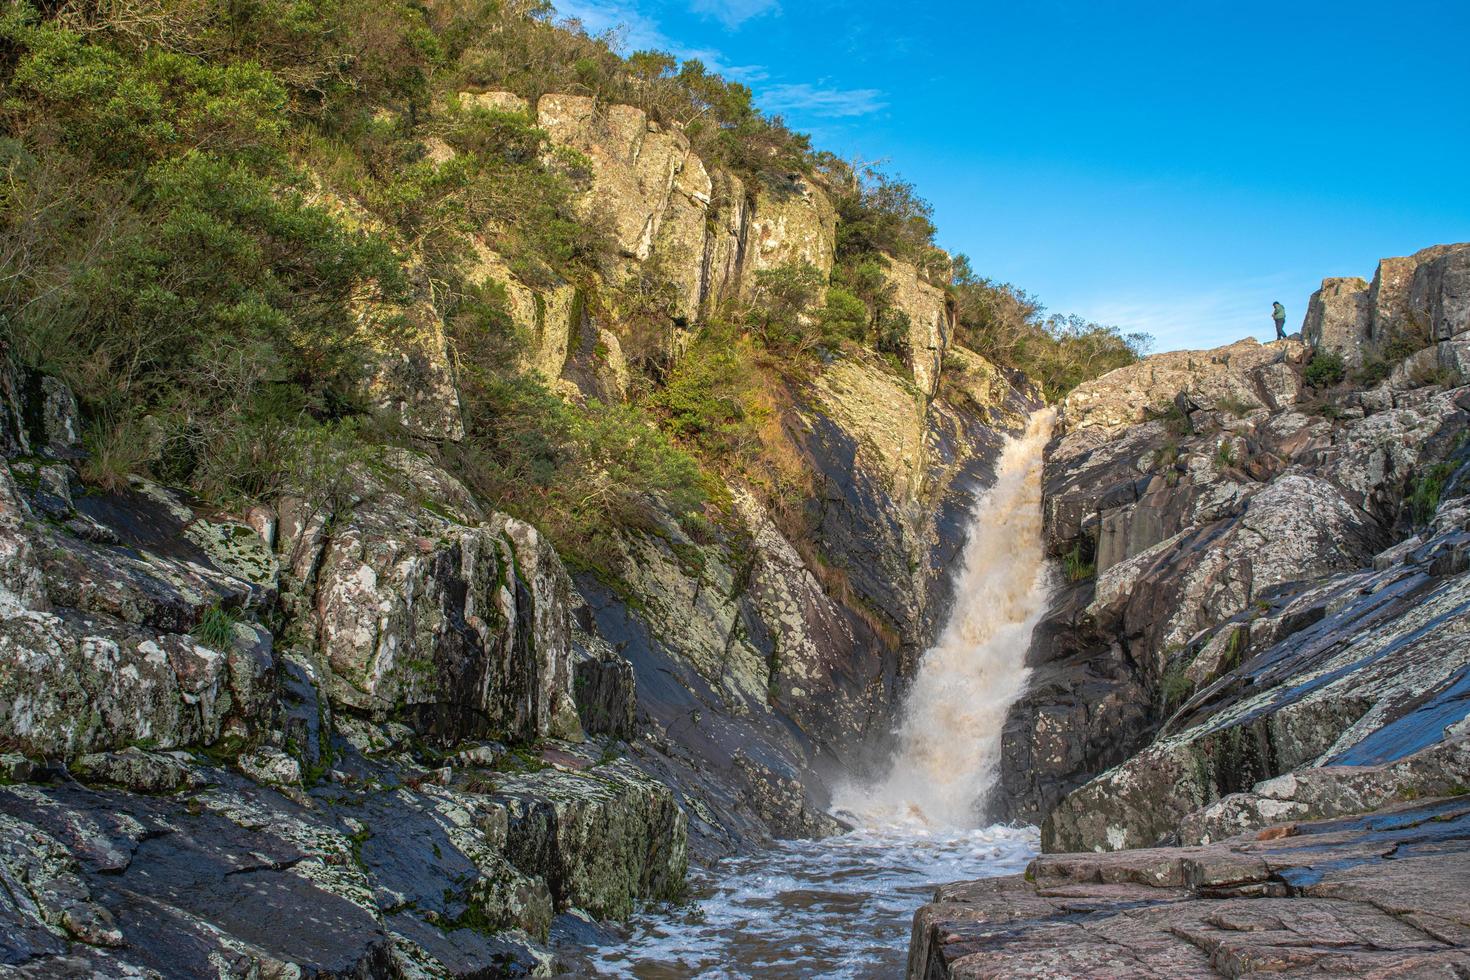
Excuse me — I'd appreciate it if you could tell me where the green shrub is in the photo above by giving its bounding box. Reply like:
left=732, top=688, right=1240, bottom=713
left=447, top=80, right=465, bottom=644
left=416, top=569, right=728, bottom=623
left=1304, top=349, right=1346, bottom=388
left=193, top=605, right=241, bottom=650
left=648, top=321, right=814, bottom=513
left=1215, top=395, right=1257, bottom=418
left=1215, top=441, right=1238, bottom=470
left=1153, top=443, right=1180, bottom=473
left=950, top=260, right=1151, bottom=401
left=1062, top=542, right=1095, bottom=582
left=444, top=339, right=707, bottom=570
left=1, top=14, right=404, bottom=504
left=1408, top=462, right=1457, bottom=525
left=1160, top=659, right=1195, bottom=712
left=1146, top=401, right=1194, bottom=438
left=818, top=287, right=870, bottom=344
left=743, top=264, right=826, bottom=353
left=1354, top=356, right=1393, bottom=386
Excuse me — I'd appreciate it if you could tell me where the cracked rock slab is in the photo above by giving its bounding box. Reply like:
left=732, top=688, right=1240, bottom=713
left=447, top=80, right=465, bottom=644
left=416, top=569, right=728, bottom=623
left=909, top=797, right=1470, bottom=979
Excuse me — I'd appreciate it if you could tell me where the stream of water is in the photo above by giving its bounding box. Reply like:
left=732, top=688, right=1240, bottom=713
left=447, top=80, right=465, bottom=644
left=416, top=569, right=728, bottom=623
left=596, top=411, right=1057, bottom=979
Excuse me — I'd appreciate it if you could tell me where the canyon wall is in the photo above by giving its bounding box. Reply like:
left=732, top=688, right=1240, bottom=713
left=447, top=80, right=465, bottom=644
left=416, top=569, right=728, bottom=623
left=0, top=91, right=1034, bottom=975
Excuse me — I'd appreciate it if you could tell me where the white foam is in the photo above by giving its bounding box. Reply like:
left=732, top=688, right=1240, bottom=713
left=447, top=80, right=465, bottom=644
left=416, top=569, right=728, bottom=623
left=594, top=412, right=1056, bottom=976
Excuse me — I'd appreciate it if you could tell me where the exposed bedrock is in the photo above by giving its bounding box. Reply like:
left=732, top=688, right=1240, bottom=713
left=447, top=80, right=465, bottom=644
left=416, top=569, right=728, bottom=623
left=996, top=316, right=1470, bottom=834
left=911, top=796, right=1470, bottom=979
left=0, top=177, right=1036, bottom=970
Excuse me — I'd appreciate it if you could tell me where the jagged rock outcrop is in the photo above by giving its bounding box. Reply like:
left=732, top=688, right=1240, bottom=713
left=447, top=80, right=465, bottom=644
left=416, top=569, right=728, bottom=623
left=277, top=452, right=581, bottom=746
left=0, top=462, right=276, bottom=759
left=449, top=91, right=843, bottom=395
left=883, top=258, right=955, bottom=399
left=910, top=796, right=1470, bottom=979
left=529, top=90, right=834, bottom=314
left=1302, top=277, right=1371, bottom=366
left=744, top=171, right=837, bottom=285
left=996, top=312, right=1470, bottom=833
left=0, top=380, right=689, bottom=974
left=1302, top=242, right=1470, bottom=369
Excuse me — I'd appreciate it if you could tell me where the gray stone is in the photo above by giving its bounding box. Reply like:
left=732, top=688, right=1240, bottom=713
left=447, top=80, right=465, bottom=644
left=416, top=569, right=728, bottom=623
left=911, top=797, right=1470, bottom=979
left=1303, top=277, right=1371, bottom=367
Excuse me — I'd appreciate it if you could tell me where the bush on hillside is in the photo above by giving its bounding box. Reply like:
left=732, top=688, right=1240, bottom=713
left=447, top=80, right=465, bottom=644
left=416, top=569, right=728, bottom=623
left=1304, top=349, right=1347, bottom=388
left=949, top=258, right=1150, bottom=400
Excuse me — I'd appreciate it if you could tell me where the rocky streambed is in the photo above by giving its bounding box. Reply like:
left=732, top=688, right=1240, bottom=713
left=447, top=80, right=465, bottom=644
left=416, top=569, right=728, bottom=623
left=590, top=824, right=1037, bottom=979
left=5, top=238, right=1470, bottom=978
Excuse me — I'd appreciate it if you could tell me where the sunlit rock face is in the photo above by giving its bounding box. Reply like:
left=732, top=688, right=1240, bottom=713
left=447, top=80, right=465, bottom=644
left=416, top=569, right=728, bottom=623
left=1302, top=242, right=1470, bottom=368
left=911, top=795, right=1470, bottom=979
left=742, top=171, right=837, bottom=286
left=992, top=285, right=1470, bottom=856
left=1302, top=276, right=1371, bottom=367
left=882, top=257, right=955, bottom=399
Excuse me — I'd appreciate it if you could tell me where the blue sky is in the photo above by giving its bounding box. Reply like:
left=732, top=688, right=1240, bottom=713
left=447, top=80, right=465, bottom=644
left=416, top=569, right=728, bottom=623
left=553, top=0, right=1470, bottom=353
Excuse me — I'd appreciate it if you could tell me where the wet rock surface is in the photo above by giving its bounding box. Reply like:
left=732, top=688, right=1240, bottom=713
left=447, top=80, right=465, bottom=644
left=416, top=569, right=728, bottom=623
left=910, top=796, right=1470, bottom=979
left=0, top=738, right=683, bottom=977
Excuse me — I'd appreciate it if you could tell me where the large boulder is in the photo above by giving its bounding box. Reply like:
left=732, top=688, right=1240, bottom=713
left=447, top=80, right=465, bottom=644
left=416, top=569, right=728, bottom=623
left=1302, top=277, right=1371, bottom=366
left=0, top=464, right=276, bottom=760
left=279, top=453, right=581, bottom=745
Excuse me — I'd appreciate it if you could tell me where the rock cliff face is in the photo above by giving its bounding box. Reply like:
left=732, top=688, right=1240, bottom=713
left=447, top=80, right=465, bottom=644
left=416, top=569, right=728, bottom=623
left=0, top=383, right=688, bottom=974
left=0, top=90, right=1036, bottom=975
left=925, top=243, right=1470, bottom=978
left=450, top=91, right=846, bottom=396
left=1302, top=242, right=1470, bottom=368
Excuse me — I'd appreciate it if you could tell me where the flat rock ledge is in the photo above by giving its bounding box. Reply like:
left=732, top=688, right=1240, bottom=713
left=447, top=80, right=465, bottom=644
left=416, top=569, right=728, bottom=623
left=908, top=797, right=1470, bottom=979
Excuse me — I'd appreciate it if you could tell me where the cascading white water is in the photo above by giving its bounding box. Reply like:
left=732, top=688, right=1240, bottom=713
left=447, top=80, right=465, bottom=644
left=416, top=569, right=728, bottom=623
left=834, top=409, right=1057, bottom=829
left=594, top=410, right=1057, bottom=978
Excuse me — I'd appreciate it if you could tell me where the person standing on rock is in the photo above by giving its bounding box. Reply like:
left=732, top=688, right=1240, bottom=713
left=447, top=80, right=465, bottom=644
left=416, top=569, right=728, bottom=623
left=1272, top=301, right=1287, bottom=340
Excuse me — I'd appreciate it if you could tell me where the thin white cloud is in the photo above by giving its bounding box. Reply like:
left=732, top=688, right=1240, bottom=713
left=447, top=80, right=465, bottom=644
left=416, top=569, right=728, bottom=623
left=551, top=2, right=883, bottom=122
left=689, top=0, right=780, bottom=28
left=554, top=0, right=667, bottom=49
left=1075, top=273, right=1305, bottom=353
left=552, top=0, right=762, bottom=80
left=760, top=82, right=887, bottom=118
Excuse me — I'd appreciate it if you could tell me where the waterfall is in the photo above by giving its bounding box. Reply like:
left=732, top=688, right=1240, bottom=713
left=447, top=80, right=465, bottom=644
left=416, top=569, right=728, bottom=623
left=834, top=409, right=1057, bottom=829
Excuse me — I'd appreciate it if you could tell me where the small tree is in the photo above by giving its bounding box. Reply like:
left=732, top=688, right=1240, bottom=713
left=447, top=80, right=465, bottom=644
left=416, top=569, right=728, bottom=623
left=744, top=263, right=825, bottom=352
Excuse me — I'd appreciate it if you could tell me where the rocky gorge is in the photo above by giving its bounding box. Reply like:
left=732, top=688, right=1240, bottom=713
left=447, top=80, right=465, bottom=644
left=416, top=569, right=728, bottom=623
left=3, top=6, right=1466, bottom=976
left=917, top=242, right=1470, bottom=977
left=0, top=72, right=1041, bottom=974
